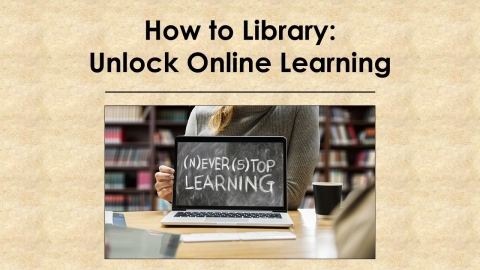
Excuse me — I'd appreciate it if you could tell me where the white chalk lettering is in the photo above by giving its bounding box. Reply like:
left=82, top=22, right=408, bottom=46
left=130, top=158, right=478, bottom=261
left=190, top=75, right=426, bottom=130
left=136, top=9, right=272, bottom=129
left=215, top=157, right=221, bottom=170
left=245, top=175, right=257, bottom=192
left=237, top=159, right=245, bottom=170
left=201, top=158, right=208, bottom=169
left=208, top=158, right=215, bottom=168
left=250, top=159, right=259, bottom=172
left=259, top=174, right=273, bottom=193
left=181, top=154, right=280, bottom=194
left=189, top=156, right=196, bottom=168
left=194, top=175, right=203, bottom=190
left=267, top=160, right=275, bottom=172
left=184, top=174, right=276, bottom=193
left=203, top=175, right=214, bottom=190
left=227, top=176, right=237, bottom=191
left=183, top=156, right=277, bottom=172
left=222, top=157, right=230, bottom=170
left=185, top=175, right=194, bottom=189
left=215, top=175, right=226, bottom=191
left=232, top=158, right=237, bottom=172
left=257, top=161, right=266, bottom=173
left=184, top=155, right=189, bottom=169
left=183, top=155, right=277, bottom=174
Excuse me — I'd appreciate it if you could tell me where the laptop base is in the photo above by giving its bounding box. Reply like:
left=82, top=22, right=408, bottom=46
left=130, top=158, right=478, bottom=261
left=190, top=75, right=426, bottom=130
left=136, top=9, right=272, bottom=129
left=161, top=211, right=293, bottom=228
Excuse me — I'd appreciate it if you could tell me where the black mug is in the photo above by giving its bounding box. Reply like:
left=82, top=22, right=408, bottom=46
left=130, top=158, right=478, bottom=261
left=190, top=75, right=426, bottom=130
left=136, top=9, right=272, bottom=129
left=313, top=182, right=342, bottom=216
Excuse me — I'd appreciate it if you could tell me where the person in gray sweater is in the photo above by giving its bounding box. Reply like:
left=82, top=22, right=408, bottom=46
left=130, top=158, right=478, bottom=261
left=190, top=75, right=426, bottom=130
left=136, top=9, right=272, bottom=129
left=155, top=106, right=319, bottom=210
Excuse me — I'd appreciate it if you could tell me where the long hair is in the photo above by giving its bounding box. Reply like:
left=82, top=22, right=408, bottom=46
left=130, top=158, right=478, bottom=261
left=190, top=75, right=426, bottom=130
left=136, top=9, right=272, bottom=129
left=208, top=106, right=235, bottom=134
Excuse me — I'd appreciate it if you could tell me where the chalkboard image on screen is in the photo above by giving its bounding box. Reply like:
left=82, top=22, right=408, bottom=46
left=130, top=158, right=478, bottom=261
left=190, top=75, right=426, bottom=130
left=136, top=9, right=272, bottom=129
left=175, top=141, right=284, bottom=207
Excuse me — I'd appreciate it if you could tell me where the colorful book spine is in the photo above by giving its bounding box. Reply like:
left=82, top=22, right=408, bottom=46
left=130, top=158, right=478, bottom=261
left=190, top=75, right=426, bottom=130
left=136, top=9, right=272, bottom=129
left=136, top=171, right=151, bottom=190
left=158, top=109, right=189, bottom=122
left=105, top=172, right=126, bottom=189
left=105, top=127, right=123, bottom=144
left=330, top=125, right=339, bottom=145
left=157, top=151, right=172, bottom=166
left=154, top=129, right=175, bottom=145
left=105, top=148, right=150, bottom=167
left=329, top=150, right=348, bottom=167
left=358, top=128, right=375, bottom=145
left=351, top=170, right=375, bottom=189
left=347, top=125, right=358, bottom=145
left=105, top=195, right=125, bottom=212
left=127, top=194, right=151, bottom=211
left=329, top=170, right=349, bottom=191
left=356, top=150, right=375, bottom=166
left=105, top=106, right=145, bottom=122
left=319, top=107, right=326, bottom=122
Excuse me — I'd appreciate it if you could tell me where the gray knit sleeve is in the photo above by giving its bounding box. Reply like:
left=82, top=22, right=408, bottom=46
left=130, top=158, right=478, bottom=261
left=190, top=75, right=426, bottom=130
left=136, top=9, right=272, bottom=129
left=287, top=106, right=320, bottom=209
left=184, top=107, right=198, bottom=135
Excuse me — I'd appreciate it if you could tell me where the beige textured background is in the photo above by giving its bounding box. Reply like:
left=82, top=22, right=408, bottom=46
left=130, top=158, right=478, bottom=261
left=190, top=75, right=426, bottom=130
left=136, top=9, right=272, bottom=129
left=1, top=0, right=479, bottom=268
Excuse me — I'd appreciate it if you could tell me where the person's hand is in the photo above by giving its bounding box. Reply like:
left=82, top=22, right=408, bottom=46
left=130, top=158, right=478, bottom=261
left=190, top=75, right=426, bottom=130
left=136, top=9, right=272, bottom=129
left=155, top=165, right=175, bottom=203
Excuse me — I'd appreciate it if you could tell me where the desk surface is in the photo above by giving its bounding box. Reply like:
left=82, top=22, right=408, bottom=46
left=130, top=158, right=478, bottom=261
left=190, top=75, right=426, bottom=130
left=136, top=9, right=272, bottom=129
left=121, top=209, right=338, bottom=258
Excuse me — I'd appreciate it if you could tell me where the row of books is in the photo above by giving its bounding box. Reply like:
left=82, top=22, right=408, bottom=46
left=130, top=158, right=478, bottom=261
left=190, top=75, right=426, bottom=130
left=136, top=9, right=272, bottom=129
left=154, top=129, right=175, bottom=145
left=318, top=125, right=325, bottom=140
left=157, top=151, right=172, bottom=166
left=330, top=125, right=359, bottom=145
left=331, top=125, right=376, bottom=146
left=105, top=148, right=150, bottom=167
left=330, top=107, right=351, bottom=122
left=329, top=170, right=375, bottom=190
left=364, top=107, right=375, bottom=122
left=157, top=109, right=189, bottom=122
left=329, top=107, right=375, bottom=122
left=128, top=194, right=152, bottom=211
left=329, top=150, right=348, bottom=167
left=105, top=106, right=149, bottom=123
left=105, top=127, right=124, bottom=144
left=105, top=194, right=152, bottom=212
left=356, top=150, right=375, bottom=167
left=358, top=128, right=375, bottom=145
left=308, top=169, right=375, bottom=192
left=105, top=171, right=152, bottom=190
left=105, top=172, right=126, bottom=189
left=306, top=171, right=326, bottom=192
left=329, top=170, right=350, bottom=191
left=317, top=150, right=375, bottom=167
left=319, top=107, right=326, bottom=122
left=351, top=171, right=375, bottom=189
left=317, top=151, right=325, bottom=166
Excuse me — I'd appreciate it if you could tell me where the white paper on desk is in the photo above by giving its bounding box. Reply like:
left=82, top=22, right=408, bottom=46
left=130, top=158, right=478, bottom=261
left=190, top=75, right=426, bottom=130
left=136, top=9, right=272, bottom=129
left=105, top=211, right=113, bottom=224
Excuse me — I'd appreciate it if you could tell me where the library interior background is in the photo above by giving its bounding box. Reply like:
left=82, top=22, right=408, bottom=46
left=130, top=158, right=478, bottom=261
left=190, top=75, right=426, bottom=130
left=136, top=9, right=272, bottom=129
left=104, top=106, right=375, bottom=211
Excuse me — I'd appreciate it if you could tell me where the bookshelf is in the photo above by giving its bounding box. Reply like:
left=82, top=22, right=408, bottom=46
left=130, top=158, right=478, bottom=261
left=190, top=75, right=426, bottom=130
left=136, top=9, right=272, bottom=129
left=104, top=105, right=194, bottom=211
left=301, top=106, right=376, bottom=209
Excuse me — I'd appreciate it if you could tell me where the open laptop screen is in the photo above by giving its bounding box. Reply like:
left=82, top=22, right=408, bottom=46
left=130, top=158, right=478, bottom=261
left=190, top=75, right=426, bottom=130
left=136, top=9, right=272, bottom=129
left=173, top=136, right=287, bottom=211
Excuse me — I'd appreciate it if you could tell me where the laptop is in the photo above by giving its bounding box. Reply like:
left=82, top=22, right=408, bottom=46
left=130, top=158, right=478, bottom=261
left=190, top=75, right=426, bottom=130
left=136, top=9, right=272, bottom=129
left=161, top=136, right=294, bottom=227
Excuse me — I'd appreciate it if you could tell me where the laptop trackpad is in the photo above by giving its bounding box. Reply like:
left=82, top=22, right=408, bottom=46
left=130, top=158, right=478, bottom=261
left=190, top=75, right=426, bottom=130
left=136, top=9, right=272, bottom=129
left=205, top=218, right=248, bottom=223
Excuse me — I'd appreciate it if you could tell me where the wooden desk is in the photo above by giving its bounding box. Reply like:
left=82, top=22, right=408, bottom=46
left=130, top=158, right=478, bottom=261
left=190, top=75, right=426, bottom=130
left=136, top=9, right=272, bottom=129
left=121, top=209, right=338, bottom=258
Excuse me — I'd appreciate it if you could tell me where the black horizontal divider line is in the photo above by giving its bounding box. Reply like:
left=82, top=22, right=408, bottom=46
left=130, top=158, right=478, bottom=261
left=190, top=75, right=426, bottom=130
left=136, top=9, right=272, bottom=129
left=105, top=91, right=375, bottom=94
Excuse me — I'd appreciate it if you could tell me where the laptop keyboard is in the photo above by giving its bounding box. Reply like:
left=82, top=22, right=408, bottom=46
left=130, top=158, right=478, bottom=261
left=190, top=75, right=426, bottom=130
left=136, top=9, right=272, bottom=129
left=174, top=212, right=282, bottom=219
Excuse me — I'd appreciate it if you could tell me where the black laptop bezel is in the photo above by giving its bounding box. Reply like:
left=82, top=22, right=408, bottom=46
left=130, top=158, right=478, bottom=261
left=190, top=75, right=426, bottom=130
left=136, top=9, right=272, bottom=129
left=172, top=136, right=288, bottom=212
